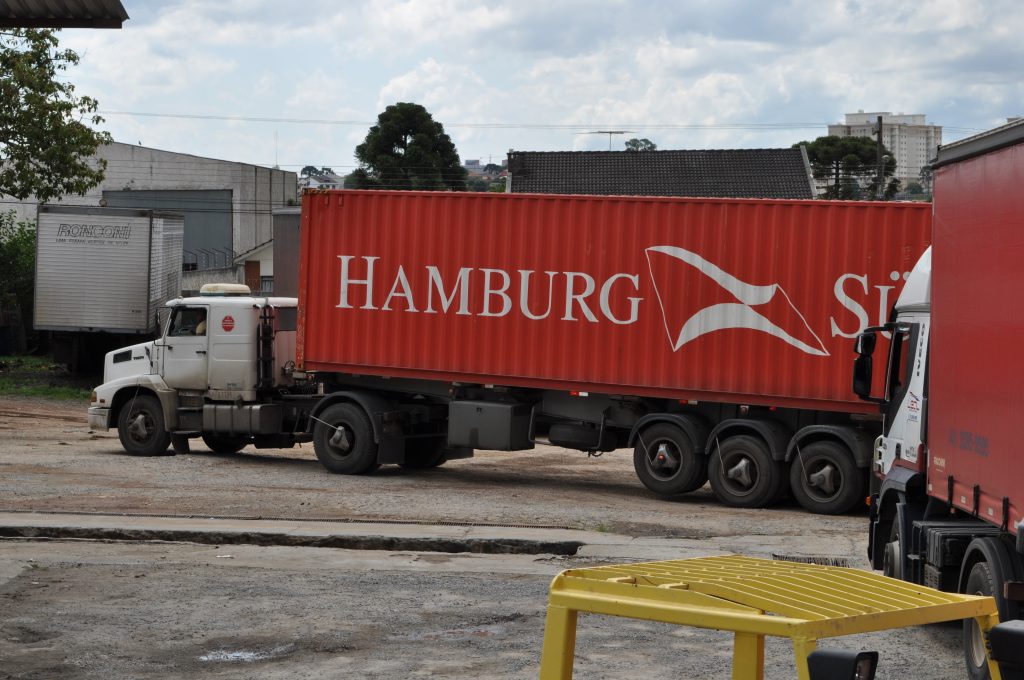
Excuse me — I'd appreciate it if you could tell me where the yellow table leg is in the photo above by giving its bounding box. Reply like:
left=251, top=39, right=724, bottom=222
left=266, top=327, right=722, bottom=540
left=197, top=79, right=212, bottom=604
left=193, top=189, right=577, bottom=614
left=792, top=637, right=818, bottom=680
left=732, top=631, right=765, bottom=680
left=978, top=613, right=1004, bottom=680
left=539, top=605, right=578, bottom=680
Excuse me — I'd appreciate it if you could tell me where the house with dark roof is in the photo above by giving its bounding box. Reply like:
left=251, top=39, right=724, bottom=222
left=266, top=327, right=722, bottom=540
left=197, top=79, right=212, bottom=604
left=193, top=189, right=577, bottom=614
left=506, top=148, right=816, bottom=199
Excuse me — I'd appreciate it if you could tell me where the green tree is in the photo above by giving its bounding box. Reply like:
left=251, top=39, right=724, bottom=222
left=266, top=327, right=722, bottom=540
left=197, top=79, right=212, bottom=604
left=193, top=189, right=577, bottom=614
left=0, top=210, right=36, bottom=346
left=351, top=102, right=467, bottom=191
left=0, top=29, right=111, bottom=202
left=795, top=136, right=899, bottom=200
left=918, top=163, right=933, bottom=196
left=625, top=137, right=657, bottom=151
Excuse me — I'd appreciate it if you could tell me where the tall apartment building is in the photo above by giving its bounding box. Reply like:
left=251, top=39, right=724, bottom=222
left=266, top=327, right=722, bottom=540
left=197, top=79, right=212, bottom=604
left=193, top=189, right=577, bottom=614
left=828, top=111, right=942, bottom=188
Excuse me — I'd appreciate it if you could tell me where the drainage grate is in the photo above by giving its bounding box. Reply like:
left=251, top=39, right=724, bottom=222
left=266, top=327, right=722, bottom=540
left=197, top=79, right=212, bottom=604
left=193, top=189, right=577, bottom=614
left=770, top=553, right=852, bottom=568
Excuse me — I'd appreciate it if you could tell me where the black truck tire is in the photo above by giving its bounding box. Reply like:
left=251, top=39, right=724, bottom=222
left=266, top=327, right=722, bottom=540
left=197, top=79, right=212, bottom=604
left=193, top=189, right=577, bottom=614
left=117, top=394, right=171, bottom=457
left=313, top=403, right=378, bottom=474
left=964, top=561, right=997, bottom=680
left=963, top=556, right=1024, bottom=680
left=788, top=441, right=865, bottom=514
left=633, top=423, right=707, bottom=495
left=708, top=435, right=783, bottom=508
left=201, top=434, right=250, bottom=454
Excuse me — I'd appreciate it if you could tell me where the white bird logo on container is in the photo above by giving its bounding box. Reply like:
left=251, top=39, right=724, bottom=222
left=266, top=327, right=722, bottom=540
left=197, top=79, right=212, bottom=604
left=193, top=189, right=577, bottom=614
left=645, top=245, right=830, bottom=357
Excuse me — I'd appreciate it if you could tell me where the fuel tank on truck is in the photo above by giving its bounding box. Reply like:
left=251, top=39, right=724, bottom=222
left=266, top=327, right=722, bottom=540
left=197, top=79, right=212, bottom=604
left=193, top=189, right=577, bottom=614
left=298, top=191, right=931, bottom=413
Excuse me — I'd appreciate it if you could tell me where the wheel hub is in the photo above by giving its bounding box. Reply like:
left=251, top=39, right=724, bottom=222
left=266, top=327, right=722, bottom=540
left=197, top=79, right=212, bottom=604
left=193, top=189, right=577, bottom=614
left=128, top=413, right=150, bottom=440
left=968, top=616, right=987, bottom=669
left=651, top=443, right=679, bottom=473
left=726, top=457, right=754, bottom=489
left=808, top=463, right=837, bottom=496
left=329, top=426, right=351, bottom=452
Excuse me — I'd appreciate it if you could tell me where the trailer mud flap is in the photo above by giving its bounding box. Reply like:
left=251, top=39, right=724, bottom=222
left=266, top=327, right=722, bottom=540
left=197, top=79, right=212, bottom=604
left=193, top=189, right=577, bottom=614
left=374, top=411, right=406, bottom=464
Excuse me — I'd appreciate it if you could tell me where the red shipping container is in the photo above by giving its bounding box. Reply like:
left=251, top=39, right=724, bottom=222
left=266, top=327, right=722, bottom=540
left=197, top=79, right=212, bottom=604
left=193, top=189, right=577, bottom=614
left=298, top=191, right=930, bottom=413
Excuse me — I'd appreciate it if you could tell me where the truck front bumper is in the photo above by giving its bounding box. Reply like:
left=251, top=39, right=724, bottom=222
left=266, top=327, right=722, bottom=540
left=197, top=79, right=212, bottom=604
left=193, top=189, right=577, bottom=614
left=88, top=406, right=110, bottom=431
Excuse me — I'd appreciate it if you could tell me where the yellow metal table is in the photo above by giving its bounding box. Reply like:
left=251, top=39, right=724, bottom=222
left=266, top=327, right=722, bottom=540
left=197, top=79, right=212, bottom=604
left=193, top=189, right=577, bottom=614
left=539, top=555, right=1000, bottom=680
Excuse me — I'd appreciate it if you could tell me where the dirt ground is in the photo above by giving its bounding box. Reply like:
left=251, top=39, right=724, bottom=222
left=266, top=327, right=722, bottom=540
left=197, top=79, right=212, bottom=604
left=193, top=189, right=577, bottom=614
left=0, top=397, right=972, bottom=678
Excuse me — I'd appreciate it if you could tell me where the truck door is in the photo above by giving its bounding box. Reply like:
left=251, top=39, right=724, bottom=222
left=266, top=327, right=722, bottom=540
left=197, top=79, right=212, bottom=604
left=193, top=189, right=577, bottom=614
left=161, top=305, right=210, bottom=390
left=881, top=316, right=929, bottom=470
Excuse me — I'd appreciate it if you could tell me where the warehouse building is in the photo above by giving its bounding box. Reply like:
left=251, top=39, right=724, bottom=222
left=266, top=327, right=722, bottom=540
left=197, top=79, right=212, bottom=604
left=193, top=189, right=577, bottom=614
left=12, top=141, right=297, bottom=289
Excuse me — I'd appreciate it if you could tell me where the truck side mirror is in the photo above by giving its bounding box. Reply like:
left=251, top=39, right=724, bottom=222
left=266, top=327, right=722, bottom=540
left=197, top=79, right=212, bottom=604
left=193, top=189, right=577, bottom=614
left=853, top=354, right=873, bottom=398
left=808, top=649, right=878, bottom=680
left=852, top=330, right=886, bottom=404
left=855, top=331, right=876, bottom=356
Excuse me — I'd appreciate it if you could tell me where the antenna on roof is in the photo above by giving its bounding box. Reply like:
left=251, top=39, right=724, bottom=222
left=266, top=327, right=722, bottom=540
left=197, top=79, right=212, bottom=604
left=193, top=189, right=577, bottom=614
left=577, top=130, right=634, bottom=150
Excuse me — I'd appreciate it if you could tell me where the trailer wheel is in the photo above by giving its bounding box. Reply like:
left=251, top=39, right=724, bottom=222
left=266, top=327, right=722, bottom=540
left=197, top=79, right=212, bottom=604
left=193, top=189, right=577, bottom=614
left=708, top=435, right=782, bottom=508
left=313, top=403, right=378, bottom=474
left=400, top=438, right=448, bottom=469
left=117, top=394, right=171, bottom=457
left=788, top=441, right=865, bottom=514
left=201, top=434, right=249, bottom=454
left=632, top=423, right=707, bottom=495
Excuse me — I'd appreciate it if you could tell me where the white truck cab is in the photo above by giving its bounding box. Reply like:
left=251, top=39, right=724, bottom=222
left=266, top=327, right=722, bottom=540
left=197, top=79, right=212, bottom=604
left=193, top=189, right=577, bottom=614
left=88, top=284, right=300, bottom=456
left=865, top=247, right=931, bottom=477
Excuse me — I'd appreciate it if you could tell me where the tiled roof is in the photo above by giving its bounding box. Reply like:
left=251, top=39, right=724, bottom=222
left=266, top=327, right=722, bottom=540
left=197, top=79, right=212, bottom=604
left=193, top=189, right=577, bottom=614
left=507, top=148, right=815, bottom=199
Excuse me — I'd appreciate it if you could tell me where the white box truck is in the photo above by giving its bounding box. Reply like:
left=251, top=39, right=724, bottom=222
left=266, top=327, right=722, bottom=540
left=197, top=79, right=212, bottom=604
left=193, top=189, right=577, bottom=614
left=34, top=205, right=184, bottom=372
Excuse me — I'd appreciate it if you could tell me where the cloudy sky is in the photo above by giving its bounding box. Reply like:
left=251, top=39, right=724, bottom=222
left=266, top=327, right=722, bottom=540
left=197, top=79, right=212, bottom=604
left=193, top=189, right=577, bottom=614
left=60, top=0, right=1023, bottom=172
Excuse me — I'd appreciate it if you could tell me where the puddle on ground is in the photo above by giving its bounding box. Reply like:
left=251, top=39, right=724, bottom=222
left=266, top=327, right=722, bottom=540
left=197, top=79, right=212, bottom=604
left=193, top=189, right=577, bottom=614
left=198, top=643, right=296, bottom=663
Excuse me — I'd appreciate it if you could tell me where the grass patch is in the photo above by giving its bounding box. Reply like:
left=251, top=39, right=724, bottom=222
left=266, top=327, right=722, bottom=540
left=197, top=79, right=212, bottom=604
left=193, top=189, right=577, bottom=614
left=0, top=355, right=93, bottom=401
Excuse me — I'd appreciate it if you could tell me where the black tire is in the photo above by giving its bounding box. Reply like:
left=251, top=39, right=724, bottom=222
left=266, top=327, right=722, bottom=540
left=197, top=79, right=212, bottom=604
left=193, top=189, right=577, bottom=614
left=708, top=435, right=783, bottom=508
left=201, top=434, right=249, bottom=454
left=964, top=561, right=997, bottom=680
left=882, top=518, right=902, bottom=580
left=633, top=423, right=707, bottom=495
left=400, top=438, right=448, bottom=469
left=117, top=394, right=171, bottom=457
left=313, top=403, right=378, bottom=474
left=963, top=560, right=1024, bottom=680
left=788, top=441, right=865, bottom=514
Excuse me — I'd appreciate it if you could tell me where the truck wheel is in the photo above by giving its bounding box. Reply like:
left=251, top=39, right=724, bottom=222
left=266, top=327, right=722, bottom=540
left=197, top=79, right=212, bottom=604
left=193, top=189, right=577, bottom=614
left=882, top=520, right=902, bottom=580
left=201, top=434, right=249, bottom=454
left=788, top=441, right=865, bottom=514
left=117, top=394, right=171, bottom=457
left=633, top=423, right=707, bottom=495
left=313, top=403, right=378, bottom=474
left=400, top=438, right=448, bottom=469
left=964, top=561, right=998, bottom=680
left=708, top=435, right=782, bottom=508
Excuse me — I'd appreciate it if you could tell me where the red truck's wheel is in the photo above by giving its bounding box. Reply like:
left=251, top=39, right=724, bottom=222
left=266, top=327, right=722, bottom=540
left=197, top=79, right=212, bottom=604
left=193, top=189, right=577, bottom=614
left=708, top=435, right=783, bottom=508
left=964, top=561, right=997, bottom=680
left=633, top=423, right=707, bottom=495
left=313, top=403, right=379, bottom=474
left=788, top=441, right=864, bottom=514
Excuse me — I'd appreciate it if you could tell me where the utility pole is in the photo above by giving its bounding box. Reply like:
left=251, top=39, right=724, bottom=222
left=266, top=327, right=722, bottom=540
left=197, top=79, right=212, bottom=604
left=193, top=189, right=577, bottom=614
left=875, top=115, right=884, bottom=199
